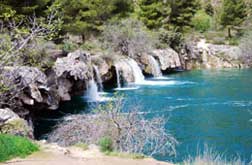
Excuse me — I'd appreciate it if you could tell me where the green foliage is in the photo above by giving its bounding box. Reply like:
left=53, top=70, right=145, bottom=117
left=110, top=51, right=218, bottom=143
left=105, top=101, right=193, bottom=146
left=0, top=82, right=10, bottom=94
left=56, top=0, right=133, bottom=38
left=61, top=40, right=79, bottom=54
left=192, top=10, right=212, bottom=32
left=220, top=0, right=247, bottom=38
left=98, top=137, right=114, bottom=153
left=204, top=1, right=214, bottom=16
left=156, top=28, right=184, bottom=50
left=138, top=0, right=171, bottom=29
left=170, top=0, right=200, bottom=31
left=0, top=0, right=52, bottom=21
left=0, top=134, right=39, bottom=162
left=220, top=0, right=247, bottom=27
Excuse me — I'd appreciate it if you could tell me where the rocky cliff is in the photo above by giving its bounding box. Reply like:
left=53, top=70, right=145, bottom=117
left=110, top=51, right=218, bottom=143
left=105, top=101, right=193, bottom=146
left=0, top=40, right=247, bottom=137
left=183, top=39, right=246, bottom=69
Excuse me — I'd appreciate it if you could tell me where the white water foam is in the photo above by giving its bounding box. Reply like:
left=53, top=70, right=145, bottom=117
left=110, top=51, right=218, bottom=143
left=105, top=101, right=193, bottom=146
left=114, top=86, right=140, bottom=91
left=93, top=65, right=103, bottom=91
left=148, top=55, right=162, bottom=77
left=85, top=80, right=112, bottom=102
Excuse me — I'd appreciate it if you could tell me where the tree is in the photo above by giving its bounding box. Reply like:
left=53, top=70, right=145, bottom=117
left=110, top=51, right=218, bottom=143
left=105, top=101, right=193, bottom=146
left=0, top=0, right=51, bottom=21
left=138, top=0, right=171, bottom=29
left=220, top=0, right=247, bottom=38
left=204, top=1, right=214, bottom=16
left=56, top=0, right=133, bottom=40
left=169, top=0, right=200, bottom=31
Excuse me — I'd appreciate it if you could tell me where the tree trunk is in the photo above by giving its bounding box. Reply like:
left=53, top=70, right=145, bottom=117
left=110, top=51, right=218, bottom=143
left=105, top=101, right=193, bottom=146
left=228, top=27, right=232, bottom=38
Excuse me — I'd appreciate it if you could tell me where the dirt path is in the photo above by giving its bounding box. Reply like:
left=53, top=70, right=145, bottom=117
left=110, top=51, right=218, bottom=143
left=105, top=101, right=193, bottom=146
left=3, top=143, right=173, bottom=165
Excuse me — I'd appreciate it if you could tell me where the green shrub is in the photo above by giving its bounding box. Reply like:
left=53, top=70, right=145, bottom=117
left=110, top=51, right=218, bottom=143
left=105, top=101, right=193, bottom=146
left=0, top=134, right=39, bottom=162
left=62, top=40, right=78, bottom=53
left=156, top=28, right=184, bottom=50
left=98, top=137, right=113, bottom=153
left=192, top=10, right=212, bottom=33
left=74, top=143, right=89, bottom=151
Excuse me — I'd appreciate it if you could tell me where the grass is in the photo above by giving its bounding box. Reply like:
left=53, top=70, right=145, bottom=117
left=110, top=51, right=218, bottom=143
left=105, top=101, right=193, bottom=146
left=105, top=151, right=146, bottom=159
left=182, top=147, right=245, bottom=165
left=0, top=134, right=39, bottom=162
left=74, top=143, right=89, bottom=151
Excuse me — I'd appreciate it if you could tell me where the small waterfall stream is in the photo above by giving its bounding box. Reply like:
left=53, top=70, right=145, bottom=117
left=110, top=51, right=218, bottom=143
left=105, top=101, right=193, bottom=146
left=127, top=59, right=145, bottom=84
left=93, top=65, right=103, bottom=91
left=148, top=56, right=162, bottom=77
left=115, top=65, right=121, bottom=88
left=85, top=79, right=100, bottom=102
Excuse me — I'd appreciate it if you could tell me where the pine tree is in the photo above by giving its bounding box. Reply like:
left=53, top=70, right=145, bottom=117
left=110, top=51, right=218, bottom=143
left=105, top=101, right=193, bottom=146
left=220, top=0, right=247, bottom=38
left=169, top=0, right=200, bottom=31
left=0, top=0, right=51, bottom=20
left=57, top=0, right=133, bottom=39
left=138, top=0, right=171, bottom=29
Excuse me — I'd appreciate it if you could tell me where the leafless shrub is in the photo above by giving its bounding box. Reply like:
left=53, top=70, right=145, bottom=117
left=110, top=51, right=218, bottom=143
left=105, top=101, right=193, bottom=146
left=0, top=6, right=62, bottom=109
left=101, top=18, right=157, bottom=58
left=48, top=95, right=177, bottom=157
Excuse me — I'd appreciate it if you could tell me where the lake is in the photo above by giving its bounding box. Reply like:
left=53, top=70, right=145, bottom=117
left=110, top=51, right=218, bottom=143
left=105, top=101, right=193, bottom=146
left=35, top=69, right=252, bottom=163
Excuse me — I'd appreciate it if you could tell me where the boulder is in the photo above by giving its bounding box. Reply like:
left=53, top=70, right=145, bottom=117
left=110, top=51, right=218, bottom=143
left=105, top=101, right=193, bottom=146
left=54, top=50, right=93, bottom=81
left=139, top=53, right=153, bottom=75
left=1, top=66, right=48, bottom=107
left=139, top=53, right=164, bottom=76
left=114, top=58, right=135, bottom=83
left=185, top=39, right=243, bottom=69
left=91, top=55, right=112, bottom=82
left=151, top=48, right=182, bottom=71
left=0, top=108, right=33, bottom=137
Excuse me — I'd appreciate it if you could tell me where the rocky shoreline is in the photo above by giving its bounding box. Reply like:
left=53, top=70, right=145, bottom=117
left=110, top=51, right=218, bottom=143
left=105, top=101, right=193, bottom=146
left=0, top=39, right=247, bottom=137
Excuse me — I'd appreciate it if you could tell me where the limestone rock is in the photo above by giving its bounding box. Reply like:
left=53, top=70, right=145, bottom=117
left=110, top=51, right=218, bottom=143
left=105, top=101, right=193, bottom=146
left=114, top=59, right=135, bottom=83
left=151, top=48, right=182, bottom=71
left=184, top=39, right=243, bottom=69
left=0, top=108, right=33, bottom=137
left=54, top=50, right=93, bottom=81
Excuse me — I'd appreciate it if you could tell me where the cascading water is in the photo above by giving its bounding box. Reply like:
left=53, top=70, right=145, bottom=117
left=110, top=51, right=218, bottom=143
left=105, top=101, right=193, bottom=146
left=93, top=65, right=103, bottom=92
left=85, top=79, right=100, bottom=102
left=148, top=56, right=162, bottom=77
left=115, top=65, right=121, bottom=88
left=127, top=59, right=145, bottom=84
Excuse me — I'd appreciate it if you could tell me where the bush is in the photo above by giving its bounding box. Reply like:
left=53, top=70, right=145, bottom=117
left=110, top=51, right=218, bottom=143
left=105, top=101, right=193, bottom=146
left=48, top=95, right=177, bottom=157
left=101, top=18, right=157, bottom=58
left=0, top=134, right=39, bottom=162
left=156, top=28, right=184, bottom=50
left=183, top=146, right=245, bottom=165
left=98, top=137, right=114, bottom=153
left=192, top=10, right=212, bottom=33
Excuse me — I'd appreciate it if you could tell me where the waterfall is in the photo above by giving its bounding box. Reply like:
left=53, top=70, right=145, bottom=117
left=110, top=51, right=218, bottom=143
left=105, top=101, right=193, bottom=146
left=93, top=65, right=103, bottom=91
left=148, top=56, right=162, bottom=77
left=85, top=79, right=100, bottom=102
left=115, top=65, right=121, bottom=88
left=127, top=59, right=145, bottom=84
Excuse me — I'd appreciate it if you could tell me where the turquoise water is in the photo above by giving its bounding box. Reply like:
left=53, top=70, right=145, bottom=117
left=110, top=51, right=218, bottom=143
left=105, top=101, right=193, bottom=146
left=35, top=69, right=252, bottom=163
